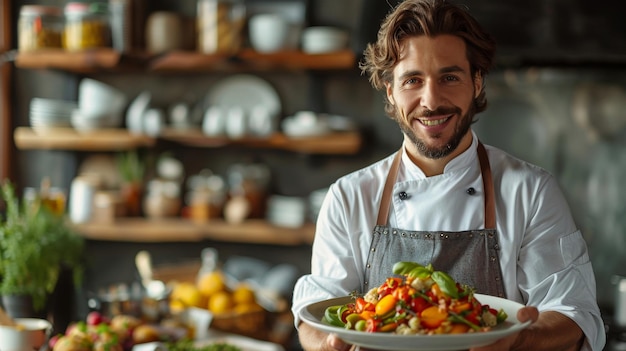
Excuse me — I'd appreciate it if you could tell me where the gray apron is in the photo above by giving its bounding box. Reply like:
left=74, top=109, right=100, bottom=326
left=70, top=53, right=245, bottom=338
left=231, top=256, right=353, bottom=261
left=364, top=142, right=505, bottom=298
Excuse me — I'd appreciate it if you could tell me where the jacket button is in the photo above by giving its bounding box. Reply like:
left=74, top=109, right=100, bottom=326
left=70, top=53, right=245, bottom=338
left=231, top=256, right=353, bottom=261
left=466, top=187, right=476, bottom=195
left=398, top=191, right=409, bottom=200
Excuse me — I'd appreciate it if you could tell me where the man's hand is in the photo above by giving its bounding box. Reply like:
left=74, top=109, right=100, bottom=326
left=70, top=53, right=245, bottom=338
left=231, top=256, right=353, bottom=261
left=470, top=306, right=539, bottom=351
left=327, top=333, right=353, bottom=351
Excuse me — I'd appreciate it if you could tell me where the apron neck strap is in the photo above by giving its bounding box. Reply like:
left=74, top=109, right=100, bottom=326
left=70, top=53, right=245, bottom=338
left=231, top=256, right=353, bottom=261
left=376, top=149, right=403, bottom=225
left=376, top=142, right=496, bottom=229
left=477, top=142, right=496, bottom=229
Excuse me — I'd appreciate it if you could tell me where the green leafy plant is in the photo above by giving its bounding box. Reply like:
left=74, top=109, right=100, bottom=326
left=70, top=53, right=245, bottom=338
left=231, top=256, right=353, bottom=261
left=0, top=180, right=85, bottom=311
left=116, top=150, right=145, bottom=183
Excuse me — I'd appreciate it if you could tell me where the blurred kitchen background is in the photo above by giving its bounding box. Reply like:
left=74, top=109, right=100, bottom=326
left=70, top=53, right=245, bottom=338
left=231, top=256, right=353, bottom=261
left=2, top=0, right=626, bottom=349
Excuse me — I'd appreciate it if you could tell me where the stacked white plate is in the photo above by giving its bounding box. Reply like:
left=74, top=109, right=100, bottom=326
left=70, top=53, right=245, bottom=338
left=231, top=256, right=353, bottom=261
left=266, top=195, right=307, bottom=228
left=29, top=98, right=76, bottom=132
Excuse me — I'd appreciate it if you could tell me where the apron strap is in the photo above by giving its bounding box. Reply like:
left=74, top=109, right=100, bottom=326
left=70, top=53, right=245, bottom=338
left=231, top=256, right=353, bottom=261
left=376, top=149, right=403, bottom=225
left=477, top=142, right=496, bottom=229
left=376, top=142, right=496, bottom=229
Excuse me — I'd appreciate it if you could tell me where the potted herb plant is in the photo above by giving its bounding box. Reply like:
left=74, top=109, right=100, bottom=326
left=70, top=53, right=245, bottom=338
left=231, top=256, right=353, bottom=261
left=116, top=150, right=146, bottom=217
left=0, top=180, right=85, bottom=317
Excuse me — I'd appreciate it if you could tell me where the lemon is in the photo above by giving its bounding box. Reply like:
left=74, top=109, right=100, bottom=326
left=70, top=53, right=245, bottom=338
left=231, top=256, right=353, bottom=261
left=234, top=301, right=263, bottom=315
left=208, top=291, right=233, bottom=314
left=232, top=284, right=256, bottom=305
left=171, top=282, right=205, bottom=309
left=197, top=271, right=226, bottom=297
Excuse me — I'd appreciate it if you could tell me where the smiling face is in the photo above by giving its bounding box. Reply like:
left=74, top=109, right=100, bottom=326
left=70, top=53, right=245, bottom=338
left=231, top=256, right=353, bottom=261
left=386, top=34, right=482, bottom=162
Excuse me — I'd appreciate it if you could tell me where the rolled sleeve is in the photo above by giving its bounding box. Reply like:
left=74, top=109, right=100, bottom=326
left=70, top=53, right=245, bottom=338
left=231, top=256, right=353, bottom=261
left=518, top=230, right=606, bottom=350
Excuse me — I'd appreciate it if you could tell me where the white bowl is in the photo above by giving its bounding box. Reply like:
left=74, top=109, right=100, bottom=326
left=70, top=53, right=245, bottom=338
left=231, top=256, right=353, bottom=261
left=79, top=78, right=127, bottom=115
left=266, top=195, right=307, bottom=228
left=0, top=318, right=53, bottom=351
left=301, top=26, right=349, bottom=54
left=249, top=14, right=290, bottom=53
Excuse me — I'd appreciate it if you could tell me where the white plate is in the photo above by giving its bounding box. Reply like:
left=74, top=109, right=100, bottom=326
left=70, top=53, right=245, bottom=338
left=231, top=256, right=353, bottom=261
left=133, top=334, right=284, bottom=351
left=207, top=75, right=281, bottom=118
left=300, top=294, right=531, bottom=351
left=196, top=334, right=284, bottom=351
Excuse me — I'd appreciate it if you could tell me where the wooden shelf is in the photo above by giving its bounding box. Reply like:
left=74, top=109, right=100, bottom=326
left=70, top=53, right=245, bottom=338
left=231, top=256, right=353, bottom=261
left=13, top=127, right=155, bottom=151
left=150, top=49, right=357, bottom=72
left=72, top=218, right=315, bottom=245
left=14, top=48, right=357, bottom=73
left=14, top=49, right=123, bottom=73
left=14, top=127, right=362, bottom=154
left=159, top=128, right=362, bottom=154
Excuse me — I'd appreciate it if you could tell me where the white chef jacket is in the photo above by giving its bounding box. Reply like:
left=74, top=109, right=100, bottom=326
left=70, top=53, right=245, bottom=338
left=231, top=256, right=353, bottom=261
left=292, top=131, right=606, bottom=351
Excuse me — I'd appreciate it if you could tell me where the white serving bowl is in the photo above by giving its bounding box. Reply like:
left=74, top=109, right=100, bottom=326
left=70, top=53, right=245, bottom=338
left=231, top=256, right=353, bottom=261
left=0, top=318, right=53, bottom=351
left=78, top=78, right=127, bottom=116
left=266, top=195, right=307, bottom=228
left=301, top=26, right=349, bottom=54
left=249, top=13, right=290, bottom=53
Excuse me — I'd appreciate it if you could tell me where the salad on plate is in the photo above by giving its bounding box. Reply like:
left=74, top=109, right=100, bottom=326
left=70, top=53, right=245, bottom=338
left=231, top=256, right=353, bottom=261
left=322, top=261, right=508, bottom=335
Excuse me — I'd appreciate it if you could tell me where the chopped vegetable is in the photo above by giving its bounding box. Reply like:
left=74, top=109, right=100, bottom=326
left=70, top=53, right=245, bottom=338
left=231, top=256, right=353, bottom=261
left=322, top=262, right=509, bottom=335
left=165, top=339, right=242, bottom=351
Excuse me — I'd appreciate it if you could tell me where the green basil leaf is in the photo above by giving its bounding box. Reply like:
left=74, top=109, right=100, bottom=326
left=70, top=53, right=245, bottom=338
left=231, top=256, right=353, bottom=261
left=431, top=271, right=459, bottom=299
left=392, top=261, right=422, bottom=275
left=408, top=266, right=432, bottom=279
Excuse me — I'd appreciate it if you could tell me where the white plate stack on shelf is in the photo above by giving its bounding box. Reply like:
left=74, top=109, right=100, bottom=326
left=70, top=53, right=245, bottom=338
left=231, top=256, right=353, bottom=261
left=29, top=97, right=76, bottom=133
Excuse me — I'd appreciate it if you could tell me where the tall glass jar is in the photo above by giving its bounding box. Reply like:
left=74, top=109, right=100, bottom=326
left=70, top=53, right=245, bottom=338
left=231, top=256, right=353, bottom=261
left=18, top=5, right=63, bottom=51
left=64, top=2, right=111, bottom=51
left=197, top=0, right=246, bottom=54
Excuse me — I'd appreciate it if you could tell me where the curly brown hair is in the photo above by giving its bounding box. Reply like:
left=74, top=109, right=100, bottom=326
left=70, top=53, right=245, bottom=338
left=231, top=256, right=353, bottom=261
left=360, top=0, right=496, bottom=117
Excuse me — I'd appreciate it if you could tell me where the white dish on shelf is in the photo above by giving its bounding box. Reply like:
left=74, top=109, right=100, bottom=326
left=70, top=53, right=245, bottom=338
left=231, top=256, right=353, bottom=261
left=207, top=75, right=281, bottom=122
left=126, top=91, right=152, bottom=134
left=301, top=26, right=349, bottom=54
left=79, top=78, right=127, bottom=115
left=281, top=110, right=331, bottom=138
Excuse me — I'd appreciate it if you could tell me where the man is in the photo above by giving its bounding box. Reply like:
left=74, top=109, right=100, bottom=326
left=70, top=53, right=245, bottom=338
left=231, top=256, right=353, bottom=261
left=291, top=0, right=606, bottom=350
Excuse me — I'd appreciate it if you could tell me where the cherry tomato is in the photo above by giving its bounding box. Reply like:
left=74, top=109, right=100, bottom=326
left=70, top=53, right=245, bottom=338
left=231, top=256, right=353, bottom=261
left=392, top=285, right=411, bottom=303
left=366, top=318, right=381, bottom=332
left=410, top=296, right=429, bottom=314
left=378, top=277, right=402, bottom=297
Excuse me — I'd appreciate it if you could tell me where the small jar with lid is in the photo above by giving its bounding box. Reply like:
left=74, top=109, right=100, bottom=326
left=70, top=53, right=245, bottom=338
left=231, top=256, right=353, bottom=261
left=18, top=5, right=64, bottom=51
left=63, top=2, right=111, bottom=51
left=197, top=0, right=246, bottom=54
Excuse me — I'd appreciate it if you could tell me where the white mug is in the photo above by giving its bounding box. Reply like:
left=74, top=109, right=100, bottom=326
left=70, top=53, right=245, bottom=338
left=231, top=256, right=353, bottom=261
left=225, top=106, right=247, bottom=139
left=69, top=175, right=96, bottom=223
left=202, top=106, right=225, bottom=136
left=143, top=108, right=165, bottom=136
left=248, top=104, right=275, bottom=137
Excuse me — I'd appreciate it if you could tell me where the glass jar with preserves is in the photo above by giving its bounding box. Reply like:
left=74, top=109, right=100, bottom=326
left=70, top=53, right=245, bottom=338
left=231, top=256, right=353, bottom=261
left=18, top=5, right=63, bottom=51
left=197, top=0, right=246, bottom=54
left=63, top=2, right=111, bottom=51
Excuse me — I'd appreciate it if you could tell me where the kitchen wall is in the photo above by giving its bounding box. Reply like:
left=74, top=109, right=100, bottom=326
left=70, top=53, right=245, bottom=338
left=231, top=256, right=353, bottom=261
left=9, top=0, right=626, bottom=320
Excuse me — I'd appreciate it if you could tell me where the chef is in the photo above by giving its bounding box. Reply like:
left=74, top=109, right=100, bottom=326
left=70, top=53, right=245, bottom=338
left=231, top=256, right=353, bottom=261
left=291, top=0, right=606, bottom=350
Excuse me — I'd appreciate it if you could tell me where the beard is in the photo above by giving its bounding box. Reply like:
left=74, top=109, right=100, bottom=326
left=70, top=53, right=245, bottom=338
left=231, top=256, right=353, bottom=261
left=396, top=101, right=476, bottom=159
